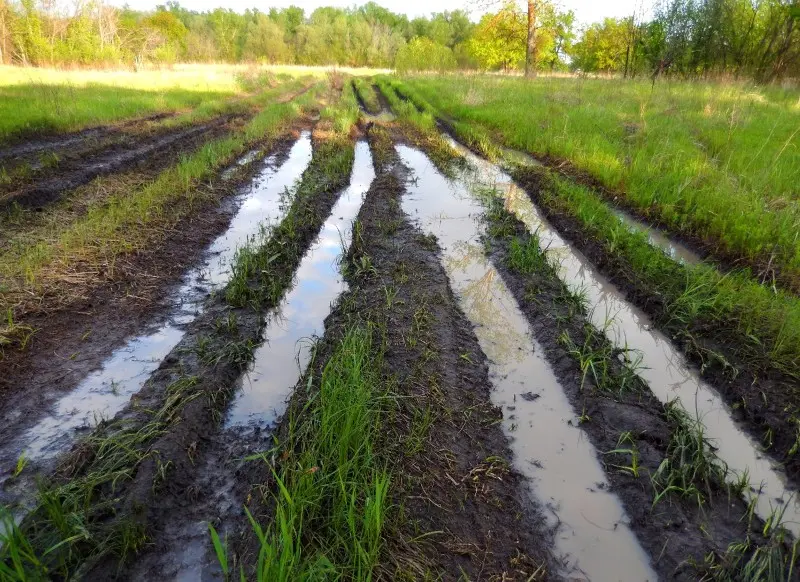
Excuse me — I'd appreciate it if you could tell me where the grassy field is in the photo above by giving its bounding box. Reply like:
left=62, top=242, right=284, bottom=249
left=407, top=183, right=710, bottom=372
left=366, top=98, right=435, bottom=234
left=0, top=64, right=370, bottom=144
left=403, top=75, right=800, bottom=290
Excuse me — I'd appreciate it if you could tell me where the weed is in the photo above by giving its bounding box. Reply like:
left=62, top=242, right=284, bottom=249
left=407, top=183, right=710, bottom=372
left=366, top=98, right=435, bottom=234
left=604, top=432, right=641, bottom=478
left=651, top=401, right=732, bottom=507
left=241, top=325, right=391, bottom=580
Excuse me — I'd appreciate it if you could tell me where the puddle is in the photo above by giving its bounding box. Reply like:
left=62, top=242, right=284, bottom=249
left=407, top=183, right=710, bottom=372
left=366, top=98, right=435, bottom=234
left=0, top=133, right=314, bottom=490
left=362, top=110, right=396, bottom=124
left=225, top=140, right=375, bottom=428
left=450, top=140, right=800, bottom=537
left=397, top=145, right=656, bottom=581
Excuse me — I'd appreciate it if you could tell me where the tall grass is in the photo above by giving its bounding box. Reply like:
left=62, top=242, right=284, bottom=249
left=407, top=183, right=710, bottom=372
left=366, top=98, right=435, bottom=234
left=403, top=75, right=800, bottom=288
left=245, top=325, right=390, bottom=581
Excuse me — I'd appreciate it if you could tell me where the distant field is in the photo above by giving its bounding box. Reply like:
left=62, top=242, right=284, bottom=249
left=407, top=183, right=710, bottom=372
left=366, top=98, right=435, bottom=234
left=0, top=64, right=384, bottom=144
left=404, top=75, right=800, bottom=289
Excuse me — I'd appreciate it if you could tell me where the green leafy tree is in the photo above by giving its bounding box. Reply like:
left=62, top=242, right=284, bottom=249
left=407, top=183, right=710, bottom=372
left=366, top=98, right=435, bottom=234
left=395, top=36, right=456, bottom=72
left=467, top=3, right=526, bottom=71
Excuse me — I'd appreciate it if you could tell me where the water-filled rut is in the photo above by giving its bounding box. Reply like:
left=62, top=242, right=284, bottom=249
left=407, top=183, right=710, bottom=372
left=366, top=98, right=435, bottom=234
left=226, top=140, right=375, bottom=428
left=397, top=144, right=657, bottom=580
left=126, top=141, right=374, bottom=580
left=451, top=139, right=800, bottom=537
left=0, top=133, right=314, bottom=502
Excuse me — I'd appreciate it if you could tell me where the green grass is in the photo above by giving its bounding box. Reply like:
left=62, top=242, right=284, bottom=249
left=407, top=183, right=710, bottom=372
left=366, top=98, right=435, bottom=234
left=244, top=324, right=390, bottom=581
left=401, top=75, right=800, bottom=290
left=651, top=401, right=737, bottom=507
left=0, top=66, right=305, bottom=144
left=400, top=83, right=800, bottom=391
left=352, top=78, right=380, bottom=114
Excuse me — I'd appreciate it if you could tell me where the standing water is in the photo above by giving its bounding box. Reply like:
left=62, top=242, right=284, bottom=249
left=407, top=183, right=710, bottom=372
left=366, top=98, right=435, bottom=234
left=397, top=145, right=657, bottom=581
left=225, top=140, right=375, bottom=428
left=452, top=139, right=800, bottom=537
left=0, top=134, right=314, bottom=491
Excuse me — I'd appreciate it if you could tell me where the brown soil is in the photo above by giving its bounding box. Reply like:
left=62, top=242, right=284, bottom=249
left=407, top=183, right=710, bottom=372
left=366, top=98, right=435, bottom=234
left=0, top=112, right=176, bottom=165
left=512, top=166, right=800, bottom=490
left=74, top=128, right=355, bottom=580
left=485, top=205, right=763, bottom=580
left=231, top=125, right=555, bottom=580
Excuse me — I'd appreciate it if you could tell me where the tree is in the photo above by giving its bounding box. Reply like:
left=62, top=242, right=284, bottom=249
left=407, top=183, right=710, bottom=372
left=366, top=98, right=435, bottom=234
left=468, top=3, right=526, bottom=70
left=395, top=36, right=456, bottom=72
left=242, top=13, right=290, bottom=63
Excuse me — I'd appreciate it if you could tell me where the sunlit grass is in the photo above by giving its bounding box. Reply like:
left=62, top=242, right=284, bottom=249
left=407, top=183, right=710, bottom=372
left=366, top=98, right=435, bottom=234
left=404, top=75, right=800, bottom=287
left=0, top=64, right=329, bottom=144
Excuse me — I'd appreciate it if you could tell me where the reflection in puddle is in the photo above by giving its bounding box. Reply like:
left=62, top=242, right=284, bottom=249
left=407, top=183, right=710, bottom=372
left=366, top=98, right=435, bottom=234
left=3, top=134, right=314, bottom=481
left=225, top=141, right=374, bottom=428
left=398, top=145, right=656, bottom=581
left=452, top=140, right=800, bottom=537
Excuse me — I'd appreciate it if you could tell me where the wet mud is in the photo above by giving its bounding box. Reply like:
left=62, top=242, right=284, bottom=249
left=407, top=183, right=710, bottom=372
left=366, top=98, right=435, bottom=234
left=0, top=134, right=314, bottom=504
left=398, top=143, right=655, bottom=580
left=71, top=132, right=356, bottom=580
left=123, top=138, right=373, bottom=582
left=485, top=198, right=761, bottom=580
left=451, top=143, right=800, bottom=530
left=512, top=166, right=800, bottom=494
left=0, top=112, right=175, bottom=164
left=223, top=127, right=555, bottom=580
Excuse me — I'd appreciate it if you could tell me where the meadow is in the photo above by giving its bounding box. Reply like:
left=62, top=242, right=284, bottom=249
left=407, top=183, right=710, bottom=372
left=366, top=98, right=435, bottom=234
left=1, top=66, right=799, bottom=580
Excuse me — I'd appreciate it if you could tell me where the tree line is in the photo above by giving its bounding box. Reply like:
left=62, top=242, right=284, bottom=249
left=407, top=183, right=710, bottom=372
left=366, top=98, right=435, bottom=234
left=572, top=0, right=800, bottom=82
left=0, top=0, right=797, bottom=81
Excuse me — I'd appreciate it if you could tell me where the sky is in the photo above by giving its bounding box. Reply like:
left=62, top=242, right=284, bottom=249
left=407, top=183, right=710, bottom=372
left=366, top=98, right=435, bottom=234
left=110, top=0, right=648, bottom=27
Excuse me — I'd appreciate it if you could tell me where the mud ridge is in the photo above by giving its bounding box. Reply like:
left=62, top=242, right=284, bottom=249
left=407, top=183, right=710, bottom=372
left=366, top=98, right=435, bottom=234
left=485, top=204, right=764, bottom=579
left=0, top=112, right=176, bottom=162
left=512, top=167, right=800, bottom=489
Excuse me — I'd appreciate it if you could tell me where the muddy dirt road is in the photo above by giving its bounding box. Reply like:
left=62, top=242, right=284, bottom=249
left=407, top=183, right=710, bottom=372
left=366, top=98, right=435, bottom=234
left=1, top=83, right=798, bottom=581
